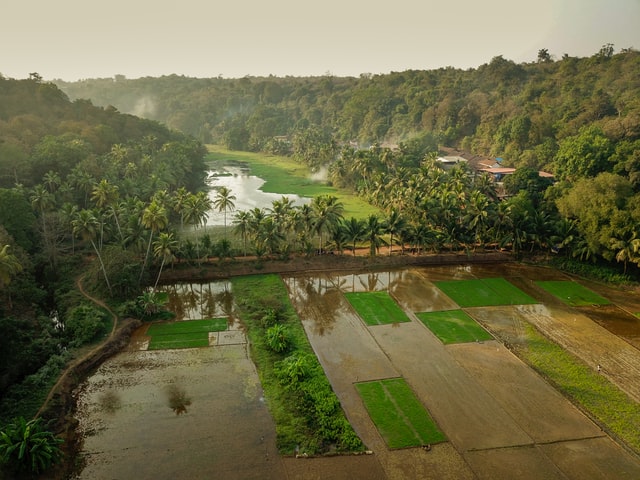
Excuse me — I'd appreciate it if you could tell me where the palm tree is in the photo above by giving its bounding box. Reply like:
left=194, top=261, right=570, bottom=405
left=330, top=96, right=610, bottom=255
left=153, top=232, right=178, bottom=289
left=72, top=209, right=112, bottom=295
left=385, top=208, right=406, bottom=256
left=42, top=170, right=61, bottom=194
left=139, top=200, right=169, bottom=284
left=172, top=186, right=191, bottom=232
left=342, top=217, right=366, bottom=256
left=30, top=184, right=55, bottom=236
left=0, top=244, right=23, bottom=309
left=311, top=195, right=344, bottom=253
left=365, top=214, right=387, bottom=256
left=255, top=217, right=285, bottom=256
left=293, top=203, right=316, bottom=254
left=185, top=191, right=212, bottom=232
left=213, top=186, right=236, bottom=237
left=91, top=179, right=123, bottom=242
left=233, top=210, right=251, bottom=256
left=609, top=230, right=640, bottom=274
left=59, top=202, right=79, bottom=253
left=269, top=196, right=295, bottom=235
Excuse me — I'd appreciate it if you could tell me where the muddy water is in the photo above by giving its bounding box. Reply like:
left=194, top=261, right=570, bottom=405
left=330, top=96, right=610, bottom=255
left=74, top=343, right=285, bottom=480
left=74, top=264, right=640, bottom=480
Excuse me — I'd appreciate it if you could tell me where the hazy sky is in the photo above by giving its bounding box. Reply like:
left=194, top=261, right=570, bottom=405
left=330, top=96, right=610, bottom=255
left=2, top=0, right=639, bottom=81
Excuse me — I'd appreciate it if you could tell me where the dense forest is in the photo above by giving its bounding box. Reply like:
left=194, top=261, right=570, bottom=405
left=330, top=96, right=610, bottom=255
left=53, top=46, right=640, bottom=274
left=1, top=45, right=640, bottom=474
left=56, top=46, right=639, bottom=177
left=0, top=74, right=210, bottom=458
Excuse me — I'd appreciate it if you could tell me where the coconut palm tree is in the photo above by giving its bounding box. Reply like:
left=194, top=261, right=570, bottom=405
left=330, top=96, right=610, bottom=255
left=139, top=200, right=169, bottom=284
left=72, top=209, right=112, bottom=295
left=233, top=210, right=251, bottom=256
left=213, top=186, right=236, bottom=237
left=311, top=195, right=344, bottom=253
left=365, top=214, right=387, bottom=256
left=153, top=232, right=178, bottom=289
left=385, top=208, right=406, bottom=256
left=172, top=186, right=191, bottom=232
left=293, top=203, right=316, bottom=255
left=91, top=179, right=123, bottom=243
left=0, top=244, right=23, bottom=309
left=609, top=230, right=640, bottom=274
left=342, top=217, right=366, bottom=256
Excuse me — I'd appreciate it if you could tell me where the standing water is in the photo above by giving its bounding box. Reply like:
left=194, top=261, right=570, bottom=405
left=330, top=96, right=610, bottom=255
left=205, top=165, right=311, bottom=226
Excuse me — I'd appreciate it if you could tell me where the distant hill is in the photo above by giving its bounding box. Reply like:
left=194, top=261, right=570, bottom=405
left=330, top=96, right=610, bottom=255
left=54, top=50, right=640, bottom=174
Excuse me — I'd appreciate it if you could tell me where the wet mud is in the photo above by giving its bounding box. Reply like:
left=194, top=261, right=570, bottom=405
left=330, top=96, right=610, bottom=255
left=73, top=263, right=640, bottom=480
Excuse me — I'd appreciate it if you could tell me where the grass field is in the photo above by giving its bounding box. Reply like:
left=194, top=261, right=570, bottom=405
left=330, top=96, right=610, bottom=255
left=416, top=309, right=494, bottom=344
left=535, top=280, right=611, bottom=306
left=344, top=291, right=411, bottom=325
left=434, top=278, right=537, bottom=307
left=355, top=378, right=445, bottom=449
left=206, top=145, right=379, bottom=219
left=146, top=318, right=228, bottom=350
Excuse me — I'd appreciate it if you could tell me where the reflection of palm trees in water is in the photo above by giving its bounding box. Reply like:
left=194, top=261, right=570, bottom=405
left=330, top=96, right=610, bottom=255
left=294, top=275, right=344, bottom=336
left=166, top=383, right=191, bottom=415
left=358, top=272, right=381, bottom=292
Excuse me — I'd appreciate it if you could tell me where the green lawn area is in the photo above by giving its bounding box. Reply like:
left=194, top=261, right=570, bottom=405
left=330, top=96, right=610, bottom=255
left=146, top=318, right=228, bottom=350
left=434, top=278, right=537, bottom=307
left=535, top=280, right=611, bottom=306
left=416, top=309, right=493, bottom=344
left=344, top=291, right=411, bottom=325
left=206, top=145, right=379, bottom=219
left=355, top=378, right=445, bottom=449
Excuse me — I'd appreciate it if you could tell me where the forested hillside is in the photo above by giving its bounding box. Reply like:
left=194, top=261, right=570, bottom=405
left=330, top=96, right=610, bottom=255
left=0, top=75, right=209, bottom=429
left=56, top=47, right=640, bottom=178
left=53, top=48, right=640, bottom=279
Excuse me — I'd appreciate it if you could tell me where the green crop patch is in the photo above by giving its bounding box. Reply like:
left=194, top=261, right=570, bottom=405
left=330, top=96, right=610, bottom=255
left=416, top=310, right=493, bottom=344
left=535, top=281, right=611, bottom=306
left=355, top=378, right=445, bottom=449
left=146, top=318, right=228, bottom=350
left=434, top=278, right=537, bottom=307
left=344, top=291, right=411, bottom=325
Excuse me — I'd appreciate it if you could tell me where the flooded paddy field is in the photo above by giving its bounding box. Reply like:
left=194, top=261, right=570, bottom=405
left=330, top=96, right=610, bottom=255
left=73, top=263, right=640, bottom=479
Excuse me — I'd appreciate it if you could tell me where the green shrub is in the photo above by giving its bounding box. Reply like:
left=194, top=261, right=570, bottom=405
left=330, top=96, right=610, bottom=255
left=275, top=354, right=312, bottom=388
left=64, top=304, right=107, bottom=347
left=0, top=417, right=63, bottom=475
left=265, top=324, right=289, bottom=353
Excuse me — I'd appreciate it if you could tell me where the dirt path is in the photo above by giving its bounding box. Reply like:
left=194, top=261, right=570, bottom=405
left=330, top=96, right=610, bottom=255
left=35, top=276, right=119, bottom=419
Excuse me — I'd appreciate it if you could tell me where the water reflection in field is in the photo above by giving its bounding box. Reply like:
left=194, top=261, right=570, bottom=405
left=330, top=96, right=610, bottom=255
left=157, top=281, right=242, bottom=328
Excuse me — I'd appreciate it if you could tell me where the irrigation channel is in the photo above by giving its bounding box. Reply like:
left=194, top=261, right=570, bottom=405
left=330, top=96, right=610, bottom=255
left=73, top=263, right=640, bottom=479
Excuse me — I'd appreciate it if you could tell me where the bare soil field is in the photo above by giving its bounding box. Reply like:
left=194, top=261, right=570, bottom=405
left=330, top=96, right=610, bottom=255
left=71, top=261, right=640, bottom=479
